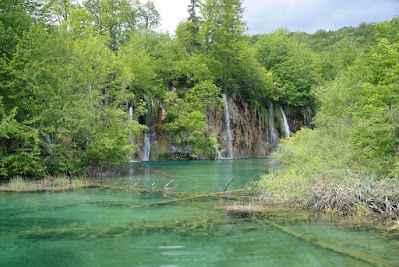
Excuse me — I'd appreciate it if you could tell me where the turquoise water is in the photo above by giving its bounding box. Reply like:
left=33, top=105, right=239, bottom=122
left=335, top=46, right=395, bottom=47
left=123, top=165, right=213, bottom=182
left=0, top=159, right=398, bottom=266
left=114, top=158, right=273, bottom=192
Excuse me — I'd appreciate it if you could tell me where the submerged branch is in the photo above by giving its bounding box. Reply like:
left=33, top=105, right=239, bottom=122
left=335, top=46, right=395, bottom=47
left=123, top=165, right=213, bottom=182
left=222, top=204, right=396, bottom=267
left=262, top=220, right=396, bottom=267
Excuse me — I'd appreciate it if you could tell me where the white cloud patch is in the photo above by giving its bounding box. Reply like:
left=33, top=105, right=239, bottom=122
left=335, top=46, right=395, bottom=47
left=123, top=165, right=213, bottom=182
left=244, top=0, right=399, bottom=34
left=151, top=0, right=190, bottom=33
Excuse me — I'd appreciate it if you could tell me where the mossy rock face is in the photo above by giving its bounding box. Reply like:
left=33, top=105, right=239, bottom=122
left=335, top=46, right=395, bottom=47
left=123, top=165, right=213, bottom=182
left=149, top=144, right=162, bottom=161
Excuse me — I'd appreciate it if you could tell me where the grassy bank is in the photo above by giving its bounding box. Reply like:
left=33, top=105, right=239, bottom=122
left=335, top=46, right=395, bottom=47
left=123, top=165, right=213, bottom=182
left=0, top=176, right=88, bottom=192
left=255, top=127, right=399, bottom=235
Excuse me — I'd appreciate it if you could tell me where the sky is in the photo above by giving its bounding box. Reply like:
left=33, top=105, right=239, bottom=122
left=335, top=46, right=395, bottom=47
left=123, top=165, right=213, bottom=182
left=150, top=0, right=399, bottom=35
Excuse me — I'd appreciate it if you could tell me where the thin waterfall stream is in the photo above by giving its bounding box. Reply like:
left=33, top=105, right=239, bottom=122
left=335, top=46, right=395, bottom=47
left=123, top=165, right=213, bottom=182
left=142, top=130, right=155, bottom=162
left=280, top=105, right=290, bottom=139
left=141, top=98, right=157, bottom=162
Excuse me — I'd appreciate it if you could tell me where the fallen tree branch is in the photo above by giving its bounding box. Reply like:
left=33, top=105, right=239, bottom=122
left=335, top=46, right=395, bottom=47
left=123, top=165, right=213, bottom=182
left=260, top=220, right=395, bottom=267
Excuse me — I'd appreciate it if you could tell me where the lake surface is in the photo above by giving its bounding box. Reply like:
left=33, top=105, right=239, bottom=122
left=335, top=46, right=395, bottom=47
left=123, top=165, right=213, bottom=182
left=0, top=158, right=398, bottom=266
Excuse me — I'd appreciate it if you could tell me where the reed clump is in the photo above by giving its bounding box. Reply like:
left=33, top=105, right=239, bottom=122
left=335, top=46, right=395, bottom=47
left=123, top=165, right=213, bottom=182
left=0, top=176, right=88, bottom=192
left=259, top=171, right=399, bottom=218
left=307, top=177, right=399, bottom=218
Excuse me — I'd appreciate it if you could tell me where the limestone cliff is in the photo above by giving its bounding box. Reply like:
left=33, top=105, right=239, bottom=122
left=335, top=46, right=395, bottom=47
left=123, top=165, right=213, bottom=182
left=137, top=95, right=311, bottom=161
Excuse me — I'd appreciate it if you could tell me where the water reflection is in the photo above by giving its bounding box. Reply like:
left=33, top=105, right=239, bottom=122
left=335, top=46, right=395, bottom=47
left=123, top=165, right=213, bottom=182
left=119, top=158, right=272, bottom=193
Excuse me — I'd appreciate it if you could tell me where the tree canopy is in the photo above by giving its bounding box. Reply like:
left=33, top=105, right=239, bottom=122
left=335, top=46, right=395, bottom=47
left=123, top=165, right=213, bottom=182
left=0, top=0, right=398, bottom=179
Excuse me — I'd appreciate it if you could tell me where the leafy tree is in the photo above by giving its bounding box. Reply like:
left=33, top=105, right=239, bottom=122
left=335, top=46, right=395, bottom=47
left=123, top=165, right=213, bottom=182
left=84, top=0, right=159, bottom=50
left=254, top=29, right=321, bottom=106
left=261, top=17, right=399, bottom=194
left=162, top=55, right=220, bottom=158
left=81, top=107, right=139, bottom=177
left=199, top=0, right=247, bottom=93
left=0, top=0, right=39, bottom=59
left=137, top=1, right=160, bottom=29
left=118, top=31, right=158, bottom=98
left=46, top=0, right=79, bottom=24
left=346, top=37, right=399, bottom=174
left=185, top=0, right=201, bottom=54
left=373, top=17, right=399, bottom=43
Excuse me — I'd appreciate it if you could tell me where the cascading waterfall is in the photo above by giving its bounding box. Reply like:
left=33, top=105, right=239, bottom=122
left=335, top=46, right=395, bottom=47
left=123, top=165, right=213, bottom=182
left=214, top=145, right=224, bottom=159
left=144, top=96, right=156, bottom=126
left=210, top=130, right=224, bottom=159
left=268, top=102, right=278, bottom=147
left=141, top=98, right=157, bottom=162
left=142, top=130, right=155, bottom=162
left=279, top=105, right=290, bottom=139
left=222, top=93, right=233, bottom=159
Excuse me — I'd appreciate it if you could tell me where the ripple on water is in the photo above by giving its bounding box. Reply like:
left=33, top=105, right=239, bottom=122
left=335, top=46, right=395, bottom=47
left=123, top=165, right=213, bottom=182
left=159, top=246, right=185, bottom=249
left=162, top=251, right=196, bottom=256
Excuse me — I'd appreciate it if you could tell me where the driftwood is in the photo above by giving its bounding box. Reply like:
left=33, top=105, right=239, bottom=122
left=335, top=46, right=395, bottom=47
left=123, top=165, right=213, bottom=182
left=91, top=175, right=256, bottom=208
left=142, top=189, right=249, bottom=207
left=92, top=189, right=253, bottom=210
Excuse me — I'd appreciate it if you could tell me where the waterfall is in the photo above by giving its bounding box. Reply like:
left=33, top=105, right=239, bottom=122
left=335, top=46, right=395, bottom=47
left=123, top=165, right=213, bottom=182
left=141, top=98, right=158, bottom=162
left=214, top=145, right=224, bottom=159
left=144, top=96, right=156, bottom=126
left=268, top=102, right=278, bottom=147
left=142, top=130, right=155, bottom=162
left=128, top=105, right=133, bottom=123
left=279, top=106, right=290, bottom=139
left=222, top=93, right=233, bottom=159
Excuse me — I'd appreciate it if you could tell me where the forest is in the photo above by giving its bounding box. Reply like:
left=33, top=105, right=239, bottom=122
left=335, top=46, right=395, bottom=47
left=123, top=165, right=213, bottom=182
left=0, top=0, right=275, bottom=177
left=1, top=1, right=399, bottom=218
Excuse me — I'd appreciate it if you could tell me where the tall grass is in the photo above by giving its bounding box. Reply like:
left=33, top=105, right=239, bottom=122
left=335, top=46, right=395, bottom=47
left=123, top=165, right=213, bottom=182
left=8, top=176, right=30, bottom=191
left=1, top=176, right=87, bottom=192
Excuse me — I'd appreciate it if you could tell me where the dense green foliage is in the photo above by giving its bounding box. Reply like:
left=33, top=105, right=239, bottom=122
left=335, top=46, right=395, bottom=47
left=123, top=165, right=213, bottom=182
left=254, top=29, right=321, bottom=106
left=258, top=18, right=399, bottom=218
left=0, top=0, right=277, bottom=177
left=0, top=0, right=156, bottom=177
left=1, top=0, right=398, bottom=188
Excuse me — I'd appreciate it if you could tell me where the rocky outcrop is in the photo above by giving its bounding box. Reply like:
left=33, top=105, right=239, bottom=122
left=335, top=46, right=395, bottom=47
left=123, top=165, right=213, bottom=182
left=207, top=96, right=270, bottom=158
left=136, top=95, right=311, bottom=160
